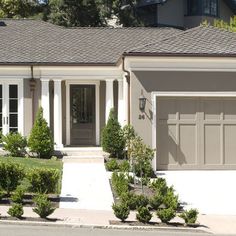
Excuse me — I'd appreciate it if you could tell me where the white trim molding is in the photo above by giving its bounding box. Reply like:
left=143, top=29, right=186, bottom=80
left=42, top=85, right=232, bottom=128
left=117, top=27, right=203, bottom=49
left=105, top=79, right=115, bottom=123
left=65, top=80, right=100, bottom=146
left=125, top=57, right=236, bottom=72
left=53, top=79, right=63, bottom=149
left=40, top=78, right=50, bottom=126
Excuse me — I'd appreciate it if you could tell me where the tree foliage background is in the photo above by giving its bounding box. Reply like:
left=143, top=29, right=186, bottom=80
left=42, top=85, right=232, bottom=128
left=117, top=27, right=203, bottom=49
left=202, top=16, right=236, bottom=32
left=0, top=0, right=144, bottom=27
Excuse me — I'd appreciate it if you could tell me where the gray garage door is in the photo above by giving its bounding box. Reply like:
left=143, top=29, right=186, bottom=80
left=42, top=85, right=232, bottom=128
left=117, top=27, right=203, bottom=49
left=157, top=97, right=236, bottom=170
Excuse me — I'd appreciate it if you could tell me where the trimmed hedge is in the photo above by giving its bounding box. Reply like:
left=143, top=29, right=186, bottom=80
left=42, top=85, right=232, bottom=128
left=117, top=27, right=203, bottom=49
left=27, top=168, right=61, bottom=194
left=0, top=162, right=25, bottom=194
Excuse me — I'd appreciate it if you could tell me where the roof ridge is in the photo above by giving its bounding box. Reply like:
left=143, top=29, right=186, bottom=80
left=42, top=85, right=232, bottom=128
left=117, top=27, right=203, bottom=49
left=125, top=28, right=189, bottom=53
left=126, top=25, right=219, bottom=53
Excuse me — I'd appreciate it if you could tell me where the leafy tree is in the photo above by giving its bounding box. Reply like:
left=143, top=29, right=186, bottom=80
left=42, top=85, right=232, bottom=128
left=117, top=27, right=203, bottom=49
left=202, top=16, right=236, bottom=32
left=101, top=108, right=125, bottom=158
left=0, top=0, right=39, bottom=18
left=48, top=0, right=107, bottom=27
left=130, top=135, right=154, bottom=192
left=110, top=0, right=144, bottom=26
left=28, top=107, right=54, bottom=159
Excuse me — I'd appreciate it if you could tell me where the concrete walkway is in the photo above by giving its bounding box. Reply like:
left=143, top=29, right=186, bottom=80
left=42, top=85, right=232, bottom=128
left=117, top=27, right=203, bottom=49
left=60, top=152, right=113, bottom=210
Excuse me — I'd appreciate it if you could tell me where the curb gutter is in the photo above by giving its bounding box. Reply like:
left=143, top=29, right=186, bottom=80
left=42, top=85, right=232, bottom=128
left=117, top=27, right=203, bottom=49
left=0, top=219, right=210, bottom=234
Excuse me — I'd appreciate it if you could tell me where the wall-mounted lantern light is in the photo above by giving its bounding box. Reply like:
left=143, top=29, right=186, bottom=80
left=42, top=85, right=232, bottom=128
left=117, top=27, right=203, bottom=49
left=139, top=92, right=146, bottom=112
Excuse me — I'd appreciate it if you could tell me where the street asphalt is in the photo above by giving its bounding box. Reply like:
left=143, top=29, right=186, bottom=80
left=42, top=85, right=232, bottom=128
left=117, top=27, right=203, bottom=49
left=0, top=224, right=228, bottom=236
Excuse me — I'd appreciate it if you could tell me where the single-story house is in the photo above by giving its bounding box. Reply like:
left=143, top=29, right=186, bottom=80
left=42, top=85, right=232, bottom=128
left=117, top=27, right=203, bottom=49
left=1, top=19, right=236, bottom=172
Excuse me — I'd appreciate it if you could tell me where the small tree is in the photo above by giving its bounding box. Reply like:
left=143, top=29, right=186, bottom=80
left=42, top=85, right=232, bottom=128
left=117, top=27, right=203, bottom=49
left=28, top=107, right=54, bottom=159
left=123, top=124, right=136, bottom=159
left=130, top=136, right=154, bottom=192
left=101, top=108, right=125, bottom=158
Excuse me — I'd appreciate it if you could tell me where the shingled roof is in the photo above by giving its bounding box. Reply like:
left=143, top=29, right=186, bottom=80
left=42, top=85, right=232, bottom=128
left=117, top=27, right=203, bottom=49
left=126, top=26, right=236, bottom=57
left=0, top=19, right=179, bottom=65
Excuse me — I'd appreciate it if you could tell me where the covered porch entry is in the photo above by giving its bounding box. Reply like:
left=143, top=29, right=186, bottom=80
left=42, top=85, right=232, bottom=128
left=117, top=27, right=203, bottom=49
left=40, top=71, right=128, bottom=149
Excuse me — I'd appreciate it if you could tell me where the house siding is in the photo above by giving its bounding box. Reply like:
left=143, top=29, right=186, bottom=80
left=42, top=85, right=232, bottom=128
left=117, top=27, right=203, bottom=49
left=131, top=71, right=236, bottom=147
left=23, top=78, right=41, bottom=136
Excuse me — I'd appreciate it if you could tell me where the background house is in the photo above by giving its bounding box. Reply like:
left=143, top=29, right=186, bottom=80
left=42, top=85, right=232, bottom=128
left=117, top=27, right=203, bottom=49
left=134, top=0, right=236, bottom=28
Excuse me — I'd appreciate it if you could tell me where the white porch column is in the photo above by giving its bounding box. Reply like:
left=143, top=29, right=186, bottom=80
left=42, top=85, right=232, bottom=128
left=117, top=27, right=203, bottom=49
left=41, top=79, right=50, bottom=126
left=118, top=78, right=125, bottom=126
left=123, top=73, right=128, bottom=126
left=105, top=79, right=114, bottom=123
left=53, top=79, right=63, bottom=149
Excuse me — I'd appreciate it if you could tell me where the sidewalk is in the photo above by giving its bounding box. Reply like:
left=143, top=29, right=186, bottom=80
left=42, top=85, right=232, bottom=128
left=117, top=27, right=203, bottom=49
left=1, top=206, right=236, bottom=234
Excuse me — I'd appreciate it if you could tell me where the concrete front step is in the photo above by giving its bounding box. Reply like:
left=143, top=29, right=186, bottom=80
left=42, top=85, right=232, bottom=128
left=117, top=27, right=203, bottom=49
left=63, top=156, right=104, bottom=163
left=56, top=147, right=108, bottom=158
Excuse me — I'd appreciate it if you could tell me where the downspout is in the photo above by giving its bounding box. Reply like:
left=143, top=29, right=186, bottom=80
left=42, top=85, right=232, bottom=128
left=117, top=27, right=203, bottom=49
left=122, top=55, right=131, bottom=124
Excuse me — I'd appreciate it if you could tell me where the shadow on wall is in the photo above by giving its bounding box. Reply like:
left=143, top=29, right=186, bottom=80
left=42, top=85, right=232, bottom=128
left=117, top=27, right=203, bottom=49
left=157, top=123, right=187, bottom=166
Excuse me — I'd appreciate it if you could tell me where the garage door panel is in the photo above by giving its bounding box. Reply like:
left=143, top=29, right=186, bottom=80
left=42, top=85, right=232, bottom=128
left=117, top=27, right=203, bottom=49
left=158, top=124, right=177, bottom=165
left=224, top=125, right=236, bottom=165
left=179, top=99, right=198, bottom=120
left=203, top=100, right=221, bottom=121
left=157, top=97, right=236, bottom=170
left=204, top=125, right=222, bottom=165
left=179, top=124, right=197, bottom=165
left=158, top=99, right=177, bottom=120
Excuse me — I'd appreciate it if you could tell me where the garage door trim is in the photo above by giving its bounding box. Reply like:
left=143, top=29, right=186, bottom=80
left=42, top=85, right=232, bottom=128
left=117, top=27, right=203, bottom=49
left=151, top=91, right=236, bottom=171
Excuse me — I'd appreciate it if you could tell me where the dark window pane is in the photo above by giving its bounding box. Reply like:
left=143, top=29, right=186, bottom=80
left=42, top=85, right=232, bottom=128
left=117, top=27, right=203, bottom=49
left=0, top=85, right=2, bottom=98
left=9, top=114, right=18, bottom=127
left=203, top=0, right=211, bottom=14
left=188, top=0, right=199, bottom=15
left=0, top=99, right=2, bottom=112
left=211, top=0, right=217, bottom=16
left=10, top=128, right=18, bottom=133
left=9, top=100, right=18, bottom=112
left=0, top=114, right=2, bottom=127
left=9, top=85, right=18, bottom=98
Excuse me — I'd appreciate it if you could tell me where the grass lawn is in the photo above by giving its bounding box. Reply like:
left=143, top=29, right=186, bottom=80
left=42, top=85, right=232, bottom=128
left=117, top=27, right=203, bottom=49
left=0, top=156, right=63, bottom=196
left=0, top=156, right=63, bottom=171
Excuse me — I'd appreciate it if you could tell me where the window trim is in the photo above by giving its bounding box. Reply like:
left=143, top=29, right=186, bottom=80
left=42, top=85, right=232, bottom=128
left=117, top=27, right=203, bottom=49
left=186, top=0, right=219, bottom=17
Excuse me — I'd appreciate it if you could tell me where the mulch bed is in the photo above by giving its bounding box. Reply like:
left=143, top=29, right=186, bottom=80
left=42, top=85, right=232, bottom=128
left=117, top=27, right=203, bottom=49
left=0, top=194, right=60, bottom=208
left=0, top=216, right=59, bottom=222
left=109, top=220, right=200, bottom=228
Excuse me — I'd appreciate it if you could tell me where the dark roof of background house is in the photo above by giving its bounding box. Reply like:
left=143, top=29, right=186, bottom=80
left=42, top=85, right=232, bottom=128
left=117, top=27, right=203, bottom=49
left=126, top=26, right=236, bottom=57
left=0, top=19, right=180, bottom=65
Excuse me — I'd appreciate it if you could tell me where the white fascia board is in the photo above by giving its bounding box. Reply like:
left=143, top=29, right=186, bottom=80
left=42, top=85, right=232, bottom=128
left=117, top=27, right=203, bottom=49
left=39, top=65, right=123, bottom=79
left=0, top=66, right=32, bottom=78
left=125, top=56, right=236, bottom=72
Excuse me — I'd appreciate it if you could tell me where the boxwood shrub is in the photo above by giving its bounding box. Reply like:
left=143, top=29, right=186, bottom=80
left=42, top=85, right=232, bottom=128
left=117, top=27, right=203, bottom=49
left=0, top=162, right=25, bottom=194
left=112, top=202, right=130, bottom=222
left=136, top=206, right=152, bottom=224
left=27, top=168, right=61, bottom=194
left=111, top=172, right=129, bottom=197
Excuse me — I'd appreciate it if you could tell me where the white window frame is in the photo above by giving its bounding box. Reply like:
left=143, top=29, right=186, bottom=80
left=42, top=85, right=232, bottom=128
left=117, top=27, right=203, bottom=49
left=0, top=79, right=24, bottom=135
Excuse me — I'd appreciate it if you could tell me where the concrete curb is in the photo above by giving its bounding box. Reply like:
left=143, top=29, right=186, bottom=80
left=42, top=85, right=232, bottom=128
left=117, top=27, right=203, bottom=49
left=0, top=219, right=210, bottom=234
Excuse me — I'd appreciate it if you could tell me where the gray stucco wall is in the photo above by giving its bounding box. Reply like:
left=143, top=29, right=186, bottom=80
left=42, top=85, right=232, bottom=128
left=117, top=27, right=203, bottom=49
left=23, top=79, right=41, bottom=136
left=131, top=71, right=236, bottom=147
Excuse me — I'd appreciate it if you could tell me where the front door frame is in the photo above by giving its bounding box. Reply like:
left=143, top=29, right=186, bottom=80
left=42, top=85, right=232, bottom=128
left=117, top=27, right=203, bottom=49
left=66, top=80, right=100, bottom=146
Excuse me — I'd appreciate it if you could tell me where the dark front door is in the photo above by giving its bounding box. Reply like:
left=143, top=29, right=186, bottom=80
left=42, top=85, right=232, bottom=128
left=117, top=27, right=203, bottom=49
left=70, top=85, right=96, bottom=146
